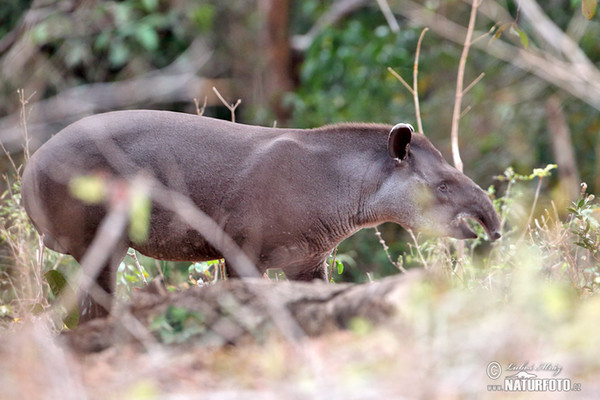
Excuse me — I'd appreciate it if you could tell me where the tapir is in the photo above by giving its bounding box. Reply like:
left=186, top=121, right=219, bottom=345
left=21, top=110, right=501, bottom=322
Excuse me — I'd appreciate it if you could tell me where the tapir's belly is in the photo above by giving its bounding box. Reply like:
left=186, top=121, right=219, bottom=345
left=132, top=222, right=224, bottom=262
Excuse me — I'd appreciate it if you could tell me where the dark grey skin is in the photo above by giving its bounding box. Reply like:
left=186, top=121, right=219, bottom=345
left=21, top=110, right=501, bottom=322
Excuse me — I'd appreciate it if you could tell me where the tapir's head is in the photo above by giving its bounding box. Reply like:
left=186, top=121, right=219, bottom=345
left=382, top=123, right=501, bottom=241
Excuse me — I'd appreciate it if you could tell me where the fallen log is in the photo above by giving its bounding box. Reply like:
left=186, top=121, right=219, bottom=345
left=65, top=272, right=423, bottom=353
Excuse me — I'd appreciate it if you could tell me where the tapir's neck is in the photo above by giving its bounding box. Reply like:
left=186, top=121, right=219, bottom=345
left=297, top=123, right=396, bottom=241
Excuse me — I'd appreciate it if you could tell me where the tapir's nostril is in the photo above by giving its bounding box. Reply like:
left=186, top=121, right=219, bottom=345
left=491, top=231, right=502, bottom=241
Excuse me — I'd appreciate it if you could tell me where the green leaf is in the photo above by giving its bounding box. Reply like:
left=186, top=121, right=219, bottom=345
left=63, top=306, right=80, bottom=330
left=492, top=23, right=511, bottom=40
left=0, top=304, right=13, bottom=317
left=129, top=191, right=151, bottom=244
left=134, top=24, right=159, bottom=51
left=69, top=175, right=106, bottom=204
left=141, top=0, right=159, bottom=12
left=582, top=0, right=597, bottom=19
left=516, top=28, right=529, bottom=49
left=44, top=270, right=79, bottom=329
left=336, top=259, right=344, bottom=275
left=45, top=270, right=68, bottom=297
left=109, top=41, right=130, bottom=67
left=510, top=26, right=529, bottom=49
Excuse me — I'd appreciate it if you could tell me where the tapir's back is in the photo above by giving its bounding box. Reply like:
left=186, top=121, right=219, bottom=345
left=21, top=110, right=276, bottom=258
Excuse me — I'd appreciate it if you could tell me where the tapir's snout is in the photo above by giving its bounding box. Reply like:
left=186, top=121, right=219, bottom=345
left=452, top=214, right=502, bottom=241
left=455, top=186, right=502, bottom=242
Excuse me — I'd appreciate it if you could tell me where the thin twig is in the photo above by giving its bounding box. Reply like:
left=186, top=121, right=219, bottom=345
left=459, top=105, right=472, bottom=119
left=329, top=246, right=338, bottom=282
left=472, top=24, right=497, bottom=45
left=0, top=140, right=18, bottom=176
left=193, top=96, right=207, bottom=116
left=463, top=72, right=485, bottom=95
left=374, top=226, right=407, bottom=273
left=387, top=67, right=413, bottom=94
left=413, top=27, right=428, bottom=134
left=450, top=0, right=481, bottom=173
left=127, top=249, right=148, bottom=285
left=212, top=86, right=241, bottom=123
left=520, top=176, right=544, bottom=241
left=386, top=27, right=429, bottom=134
left=376, top=0, right=400, bottom=32
left=407, top=229, right=429, bottom=270
left=18, top=89, right=35, bottom=162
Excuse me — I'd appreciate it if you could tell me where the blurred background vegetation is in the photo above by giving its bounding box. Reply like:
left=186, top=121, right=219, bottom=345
left=0, top=0, right=599, bottom=284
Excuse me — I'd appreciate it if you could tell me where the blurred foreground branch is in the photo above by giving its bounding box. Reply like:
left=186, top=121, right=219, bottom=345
left=0, top=40, right=213, bottom=153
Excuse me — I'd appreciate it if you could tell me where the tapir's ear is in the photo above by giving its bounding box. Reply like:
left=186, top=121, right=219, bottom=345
left=388, top=123, right=414, bottom=161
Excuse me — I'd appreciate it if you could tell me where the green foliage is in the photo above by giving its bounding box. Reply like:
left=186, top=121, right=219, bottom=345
left=0, top=0, right=32, bottom=38
left=44, top=270, right=79, bottom=329
left=25, top=0, right=215, bottom=81
left=129, top=190, right=151, bottom=244
left=117, top=259, right=149, bottom=294
left=494, top=164, right=557, bottom=183
left=288, top=11, right=419, bottom=127
left=569, top=194, right=600, bottom=252
left=189, top=260, right=221, bottom=285
left=150, top=305, right=206, bottom=344
left=69, top=175, right=106, bottom=204
left=581, top=0, right=598, bottom=19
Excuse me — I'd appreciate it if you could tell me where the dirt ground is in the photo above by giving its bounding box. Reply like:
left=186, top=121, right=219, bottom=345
left=1, top=272, right=599, bottom=399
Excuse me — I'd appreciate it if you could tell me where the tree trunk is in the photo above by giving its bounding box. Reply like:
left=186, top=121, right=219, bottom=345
left=545, top=95, right=580, bottom=203
left=260, top=0, right=294, bottom=123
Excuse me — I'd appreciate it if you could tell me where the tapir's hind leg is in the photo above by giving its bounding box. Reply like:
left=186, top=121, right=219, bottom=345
left=72, top=243, right=128, bottom=324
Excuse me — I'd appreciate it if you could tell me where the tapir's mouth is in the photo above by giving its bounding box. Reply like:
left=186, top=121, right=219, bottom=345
left=451, top=215, right=502, bottom=241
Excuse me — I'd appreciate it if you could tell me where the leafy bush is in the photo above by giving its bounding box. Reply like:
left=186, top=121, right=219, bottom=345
left=287, top=10, right=420, bottom=127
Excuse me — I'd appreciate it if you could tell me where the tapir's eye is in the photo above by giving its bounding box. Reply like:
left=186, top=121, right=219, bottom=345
left=438, top=183, right=449, bottom=193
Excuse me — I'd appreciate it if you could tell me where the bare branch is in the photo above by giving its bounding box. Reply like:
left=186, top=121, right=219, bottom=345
left=459, top=105, right=472, bottom=119
left=375, top=0, right=400, bottom=32
left=193, top=96, right=208, bottom=116
left=387, top=27, right=429, bottom=134
left=387, top=67, right=414, bottom=94
left=212, top=87, right=242, bottom=123
left=396, top=1, right=600, bottom=112
left=0, top=40, right=213, bottom=153
left=463, top=72, right=485, bottom=95
left=413, top=27, right=428, bottom=134
left=450, top=0, right=481, bottom=173
left=374, top=226, right=407, bottom=273
left=127, top=249, right=148, bottom=285
left=407, top=229, right=429, bottom=270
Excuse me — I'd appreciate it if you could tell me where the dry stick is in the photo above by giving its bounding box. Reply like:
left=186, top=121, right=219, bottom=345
left=412, top=28, right=428, bottom=134
left=386, top=27, right=429, bottom=134
left=212, top=86, right=241, bottom=123
left=407, top=228, right=429, bottom=270
left=519, top=176, right=544, bottom=242
left=450, top=0, right=482, bottom=173
left=374, top=226, right=408, bottom=273
left=376, top=0, right=400, bottom=32
left=328, top=246, right=338, bottom=282
left=127, top=249, right=148, bottom=285
left=18, top=88, right=35, bottom=162
left=193, top=96, right=208, bottom=116
left=449, top=0, right=482, bottom=268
